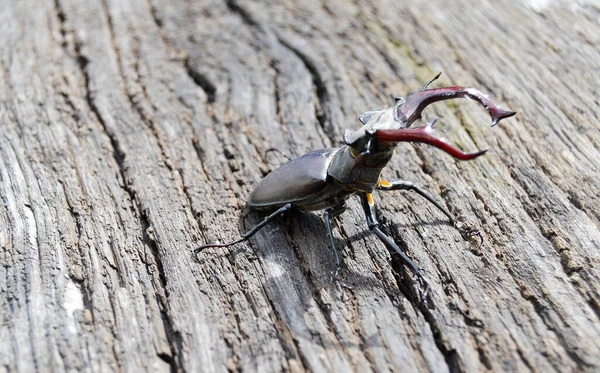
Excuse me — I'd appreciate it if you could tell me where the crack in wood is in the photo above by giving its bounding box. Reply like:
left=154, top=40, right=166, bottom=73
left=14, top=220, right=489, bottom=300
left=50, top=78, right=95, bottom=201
left=383, top=222, right=466, bottom=372
left=276, top=37, right=334, bottom=145
left=183, top=57, right=217, bottom=104
left=55, top=1, right=182, bottom=370
left=4, top=0, right=599, bottom=371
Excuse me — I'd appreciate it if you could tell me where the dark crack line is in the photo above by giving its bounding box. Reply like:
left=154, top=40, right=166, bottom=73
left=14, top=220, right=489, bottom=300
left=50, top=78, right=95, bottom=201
left=142, top=0, right=218, bottom=243
left=382, top=224, right=465, bottom=373
left=146, top=0, right=218, bottom=105
left=420, top=313, right=462, bottom=373
left=127, top=28, right=207, bottom=243
left=145, top=0, right=171, bottom=54
left=98, top=1, right=186, bottom=371
left=55, top=0, right=181, bottom=369
left=271, top=60, right=283, bottom=127
left=275, top=36, right=334, bottom=144
left=225, top=0, right=261, bottom=28
left=58, top=179, right=83, bottom=253
left=183, top=57, right=217, bottom=104
left=505, top=326, right=535, bottom=372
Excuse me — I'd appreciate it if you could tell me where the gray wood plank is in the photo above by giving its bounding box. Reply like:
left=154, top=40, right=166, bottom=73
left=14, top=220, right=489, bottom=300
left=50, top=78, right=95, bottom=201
left=1, top=0, right=598, bottom=372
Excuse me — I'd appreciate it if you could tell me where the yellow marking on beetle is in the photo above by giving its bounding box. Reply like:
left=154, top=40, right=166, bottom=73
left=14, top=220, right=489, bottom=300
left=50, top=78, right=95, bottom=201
left=349, top=148, right=359, bottom=158
left=366, top=193, right=374, bottom=205
left=378, top=180, right=392, bottom=188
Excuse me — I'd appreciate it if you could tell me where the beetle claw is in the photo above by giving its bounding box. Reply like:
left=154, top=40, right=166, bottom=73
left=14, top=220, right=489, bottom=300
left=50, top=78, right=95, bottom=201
left=396, top=86, right=516, bottom=127
left=414, top=271, right=430, bottom=307
left=456, top=223, right=484, bottom=245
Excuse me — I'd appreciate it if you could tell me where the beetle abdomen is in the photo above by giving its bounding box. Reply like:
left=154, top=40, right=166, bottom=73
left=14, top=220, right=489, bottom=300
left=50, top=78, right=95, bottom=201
left=248, top=148, right=339, bottom=207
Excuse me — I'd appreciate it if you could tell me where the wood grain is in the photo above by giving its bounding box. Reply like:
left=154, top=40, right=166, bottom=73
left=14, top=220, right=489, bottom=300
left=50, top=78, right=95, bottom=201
left=1, top=0, right=599, bottom=372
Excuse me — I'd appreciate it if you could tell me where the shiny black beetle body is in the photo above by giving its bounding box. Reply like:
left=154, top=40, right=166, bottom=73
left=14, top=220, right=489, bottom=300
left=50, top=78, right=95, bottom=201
left=247, top=148, right=343, bottom=211
left=196, top=76, right=516, bottom=302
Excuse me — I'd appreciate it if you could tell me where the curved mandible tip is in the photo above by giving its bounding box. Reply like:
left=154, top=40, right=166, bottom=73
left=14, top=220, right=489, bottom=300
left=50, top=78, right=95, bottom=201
left=375, top=126, right=487, bottom=161
left=397, top=86, right=516, bottom=127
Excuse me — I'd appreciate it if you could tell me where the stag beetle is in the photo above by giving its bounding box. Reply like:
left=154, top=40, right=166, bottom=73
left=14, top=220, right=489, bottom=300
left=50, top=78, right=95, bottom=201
left=195, top=74, right=515, bottom=300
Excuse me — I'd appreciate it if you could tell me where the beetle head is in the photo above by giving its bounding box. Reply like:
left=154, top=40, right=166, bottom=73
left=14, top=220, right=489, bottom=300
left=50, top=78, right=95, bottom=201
left=343, top=100, right=404, bottom=150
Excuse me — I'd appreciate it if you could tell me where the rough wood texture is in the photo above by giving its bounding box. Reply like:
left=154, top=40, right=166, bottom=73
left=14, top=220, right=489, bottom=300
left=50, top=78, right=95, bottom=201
left=1, top=0, right=599, bottom=372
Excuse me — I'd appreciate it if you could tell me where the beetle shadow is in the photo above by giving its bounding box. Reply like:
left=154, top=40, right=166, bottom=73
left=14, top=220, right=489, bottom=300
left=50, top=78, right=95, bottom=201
left=253, top=211, right=427, bottom=348
left=342, top=218, right=456, bottom=247
left=228, top=208, right=426, bottom=291
left=197, top=208, right=426, bottom=349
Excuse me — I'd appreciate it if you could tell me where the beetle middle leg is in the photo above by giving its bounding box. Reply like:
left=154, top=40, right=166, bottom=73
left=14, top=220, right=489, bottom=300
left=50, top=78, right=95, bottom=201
left=360, top=193, right=430, bottom=304
left=323, top=204, right=347, bottom=278
left=377, top=180, right=482, bottom=243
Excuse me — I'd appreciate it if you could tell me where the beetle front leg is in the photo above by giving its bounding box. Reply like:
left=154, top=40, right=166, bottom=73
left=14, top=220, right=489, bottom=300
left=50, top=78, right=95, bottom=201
left=323, top=204, right=347, bottom=278
left=377, top=180, right=482, bottom=244
left=360, top=193, right=430, bottom=305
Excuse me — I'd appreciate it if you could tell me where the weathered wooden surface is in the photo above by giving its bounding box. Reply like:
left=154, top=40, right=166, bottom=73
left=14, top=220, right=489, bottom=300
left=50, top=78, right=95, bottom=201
left=1, top=0, right=599, bottom=372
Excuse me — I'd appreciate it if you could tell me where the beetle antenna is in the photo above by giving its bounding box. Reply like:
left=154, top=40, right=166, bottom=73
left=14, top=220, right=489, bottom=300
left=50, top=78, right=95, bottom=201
left=264, top=147, right=292, bottom=162
left=423, top=72, right=442, bottom=90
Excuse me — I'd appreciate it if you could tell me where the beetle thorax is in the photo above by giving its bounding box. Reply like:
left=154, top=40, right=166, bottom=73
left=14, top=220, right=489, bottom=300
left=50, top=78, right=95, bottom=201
left=326, top=103, right=405, bottom=192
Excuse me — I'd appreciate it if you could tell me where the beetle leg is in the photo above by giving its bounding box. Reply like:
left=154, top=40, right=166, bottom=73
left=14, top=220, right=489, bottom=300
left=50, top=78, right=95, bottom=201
left=323, top=204, right=347, bottom=278
left=377, top=180, right=483, bottom=244
left=360, top=193, right=430, bottom=305
left=194, top=203, right=292, bottom=260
